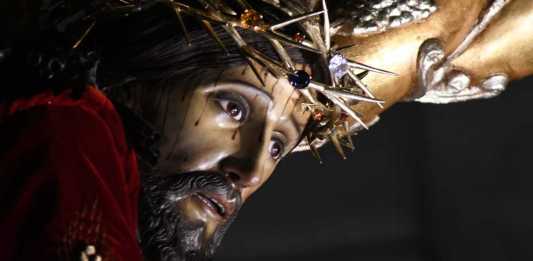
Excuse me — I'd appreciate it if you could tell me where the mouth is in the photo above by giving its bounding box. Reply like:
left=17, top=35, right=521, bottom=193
left=195, top=193, right=226, bottom=217
left=145, top=171, right=242, bottom=222
left=191, top=188, right=240, bottom=220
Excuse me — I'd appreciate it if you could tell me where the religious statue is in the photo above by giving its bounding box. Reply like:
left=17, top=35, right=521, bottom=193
left=0, top=0, right=531, bottom=260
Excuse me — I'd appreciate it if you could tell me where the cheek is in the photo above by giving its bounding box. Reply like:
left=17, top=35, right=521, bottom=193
left=160, top=92, right=240, bottom=171
left=157, top=91, right=200, bottom=162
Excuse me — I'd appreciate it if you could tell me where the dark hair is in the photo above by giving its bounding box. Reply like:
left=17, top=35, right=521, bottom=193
left=0, top=0, right=321, bottom=167
left=94, top=1, right=321, bottom=90
left=0, top=0, right=322, bottom=101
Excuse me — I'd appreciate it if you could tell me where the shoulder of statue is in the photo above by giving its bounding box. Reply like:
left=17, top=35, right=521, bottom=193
left=330, top=0, right=438, bottom=36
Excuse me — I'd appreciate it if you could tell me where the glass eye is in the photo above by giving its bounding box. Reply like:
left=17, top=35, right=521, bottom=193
left=218, top=99, right=244, bottom=121
left=269, top=139, right=284, bottom=160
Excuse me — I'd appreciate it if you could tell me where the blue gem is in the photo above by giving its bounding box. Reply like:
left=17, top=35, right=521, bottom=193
left=288, top=70, right=311, bottom=89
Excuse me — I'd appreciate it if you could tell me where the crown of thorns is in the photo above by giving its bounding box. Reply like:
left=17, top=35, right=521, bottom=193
left=77, top=0, right=396, bottom=161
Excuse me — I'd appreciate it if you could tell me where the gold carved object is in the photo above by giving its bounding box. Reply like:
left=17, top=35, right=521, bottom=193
left=334, top=0, right=533, bottom=125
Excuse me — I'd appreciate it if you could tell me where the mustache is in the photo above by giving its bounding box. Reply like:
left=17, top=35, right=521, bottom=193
left=139, top=171, right=242, bottom=261
left=141, top=171, right=240, bottom=202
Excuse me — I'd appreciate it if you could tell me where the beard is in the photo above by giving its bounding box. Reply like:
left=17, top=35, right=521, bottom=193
left=139, top=171, right=242, bottom=261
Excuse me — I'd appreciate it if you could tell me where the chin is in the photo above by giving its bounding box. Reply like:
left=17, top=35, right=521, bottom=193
left=139, top=171, right=241, bottom=261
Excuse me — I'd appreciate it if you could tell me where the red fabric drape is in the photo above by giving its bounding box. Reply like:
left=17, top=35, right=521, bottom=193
left=0, top=87, right=143, bottom=260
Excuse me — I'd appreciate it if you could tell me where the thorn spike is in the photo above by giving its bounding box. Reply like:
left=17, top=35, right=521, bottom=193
left=334, top=43, right=357, bottom=52
left=226, top=26, right=286, bottom=79
left=201, top=20, right=229, bottom=54
left=321, top=91, right=368, bottom=130
left=269, top=10, right=325, bottom=31
left=224, top=26, right=267, bottom=86
left=308, top=81, right=384, bottom=104
left=348, top=70, right=384, bottom=108
left=347, top=60, right=397, bottom=76
left=269, top=39, right=295, bottom=70
left=324, top=89, right=384, bottom=104
left=267, top=31, right=322, bottom=54
left=244, top=45, right=287, bottom=78
left=330, top=133, right=347, bottom=160
left=72, top=21, right=96, bottom=49
left=357, top=70, right=369, bottom=80
left=300, top=89, right=317, bottom=104
left=205, top=0, right=237, bottom=16
left=174, top=8, right=192, bottom=46
left=246, top=58, right=266, bottom=87
left=344, top=121, right=355, bottom=150
left=307, top=136, right=324, bottom=164
left=322, top=0, right=331, bottom=50
left=223, top=25, right=247, bottom=47
left=235, top=0, right=253, bottom=9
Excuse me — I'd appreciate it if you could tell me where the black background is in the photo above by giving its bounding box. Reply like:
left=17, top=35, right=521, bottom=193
left=216, top=76, right=533, bottom=261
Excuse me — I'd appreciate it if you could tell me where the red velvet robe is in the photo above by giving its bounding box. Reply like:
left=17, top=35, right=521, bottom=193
left=0, top=87, right=143, bottom=260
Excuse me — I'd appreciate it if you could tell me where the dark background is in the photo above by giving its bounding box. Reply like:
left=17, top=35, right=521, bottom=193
left=216, top=76, right=533, bottom=261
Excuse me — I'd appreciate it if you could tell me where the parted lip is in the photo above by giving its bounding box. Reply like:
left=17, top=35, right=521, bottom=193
left=193, top=188, right=240, bottom=220
left=196, top=193, right=223, bottom=216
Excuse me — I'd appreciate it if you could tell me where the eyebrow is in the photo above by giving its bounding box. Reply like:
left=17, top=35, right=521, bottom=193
left=221, top=79, right=274, bottom=102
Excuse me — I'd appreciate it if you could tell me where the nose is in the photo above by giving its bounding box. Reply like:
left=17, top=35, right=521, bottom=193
left=219, top=155, right=263, bottom=189
left=219, top=125, right=271, bottom=190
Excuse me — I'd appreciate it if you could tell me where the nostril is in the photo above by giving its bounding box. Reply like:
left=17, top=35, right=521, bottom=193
left=220, top=157, right=261, bottom=188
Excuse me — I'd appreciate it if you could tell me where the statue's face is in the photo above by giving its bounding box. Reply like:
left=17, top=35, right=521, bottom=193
left=139, top=64, right=310, bottom=260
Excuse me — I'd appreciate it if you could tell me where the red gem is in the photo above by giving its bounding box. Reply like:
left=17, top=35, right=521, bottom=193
left=292, top=32, right=306, bottom=43
left=313, top=110, right=325, bottom=122
left=339, top=113, right=348, bottom=121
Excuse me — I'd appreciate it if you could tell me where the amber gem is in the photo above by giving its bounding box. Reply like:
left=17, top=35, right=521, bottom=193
left=240, top=9, right=263, bottom=29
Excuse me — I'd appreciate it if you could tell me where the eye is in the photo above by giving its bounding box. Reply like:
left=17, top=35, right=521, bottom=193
left=218, top=99, right=244, bottom=121
left=214, top=91, right=250, bottom=122
left=269, top=138, right=284, bottom=160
